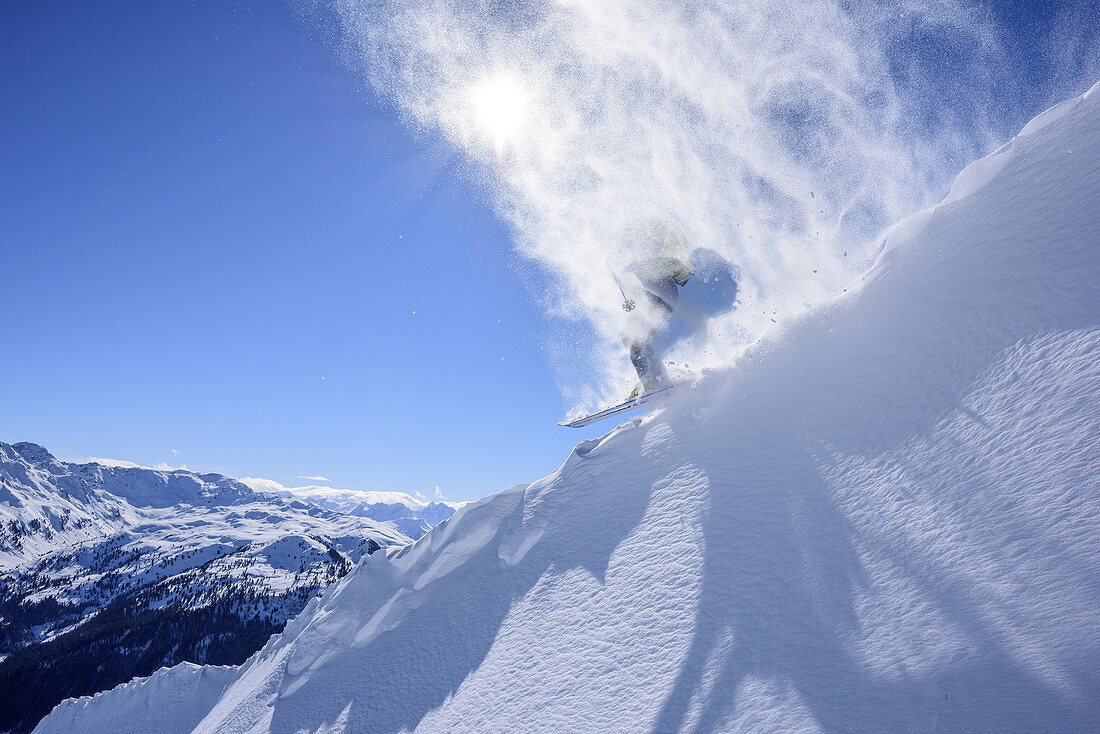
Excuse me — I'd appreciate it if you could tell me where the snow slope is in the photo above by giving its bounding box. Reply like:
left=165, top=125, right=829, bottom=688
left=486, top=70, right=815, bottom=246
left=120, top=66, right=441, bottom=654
left=37, top=82, right=1100, bottom=733
left=37, top=663, right=237, bottom=734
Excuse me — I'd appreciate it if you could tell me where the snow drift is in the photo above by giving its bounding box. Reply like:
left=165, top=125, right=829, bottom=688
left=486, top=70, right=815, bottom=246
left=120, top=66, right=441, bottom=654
left=37, top=83, right=1100, bottom=733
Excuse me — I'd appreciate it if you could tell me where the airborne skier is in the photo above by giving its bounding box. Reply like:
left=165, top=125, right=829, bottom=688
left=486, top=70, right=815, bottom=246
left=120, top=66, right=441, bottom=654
left=613, top=220, right=694, bottom=398
left=561, top=220, right=739, bottom=428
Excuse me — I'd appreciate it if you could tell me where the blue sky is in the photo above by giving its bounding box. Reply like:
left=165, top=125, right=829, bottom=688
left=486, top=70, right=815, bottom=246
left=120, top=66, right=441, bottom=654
left=1, top=2, right=582, bottom=500
left=2, top=2, right=1097, bottom=501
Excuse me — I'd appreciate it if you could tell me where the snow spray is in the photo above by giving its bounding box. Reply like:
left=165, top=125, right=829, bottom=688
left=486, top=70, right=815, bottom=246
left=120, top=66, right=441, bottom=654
left=314, top=0, right=1100, bottom=410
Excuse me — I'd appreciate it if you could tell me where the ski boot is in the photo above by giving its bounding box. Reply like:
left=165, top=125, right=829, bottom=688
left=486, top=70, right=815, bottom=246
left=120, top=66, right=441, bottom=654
left=629, top=377, right=665, bottom=401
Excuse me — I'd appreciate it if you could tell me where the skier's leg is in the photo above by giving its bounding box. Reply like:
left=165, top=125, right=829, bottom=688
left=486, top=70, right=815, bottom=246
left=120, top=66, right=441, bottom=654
left=643, top=274, right=679, bottom=314
left=626, top=275, right=677, bottom=389
left=629, top=341, right=669, bottom=386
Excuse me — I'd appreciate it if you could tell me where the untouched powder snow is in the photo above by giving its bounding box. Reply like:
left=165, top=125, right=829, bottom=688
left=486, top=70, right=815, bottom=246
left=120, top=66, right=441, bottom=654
left=37, top=83, right=1100, bottom=733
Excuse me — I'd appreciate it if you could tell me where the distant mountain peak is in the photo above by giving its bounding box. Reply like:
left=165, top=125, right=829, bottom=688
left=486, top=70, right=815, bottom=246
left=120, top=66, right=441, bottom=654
left=6, top=441, right=57, bottom=465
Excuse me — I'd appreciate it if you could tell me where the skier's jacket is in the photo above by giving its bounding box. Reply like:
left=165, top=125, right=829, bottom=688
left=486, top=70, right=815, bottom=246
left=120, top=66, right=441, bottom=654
left=619, top=221, right=695, bottom=286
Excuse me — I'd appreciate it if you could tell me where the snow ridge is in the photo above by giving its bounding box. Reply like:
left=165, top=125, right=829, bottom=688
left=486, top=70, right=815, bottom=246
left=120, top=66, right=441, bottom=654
left=36, top=82, right=1100, bottom=733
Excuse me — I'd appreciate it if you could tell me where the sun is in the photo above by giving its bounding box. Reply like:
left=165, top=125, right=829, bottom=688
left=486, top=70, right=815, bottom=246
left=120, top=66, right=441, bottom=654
left=469, top=72, right=530, bottom=150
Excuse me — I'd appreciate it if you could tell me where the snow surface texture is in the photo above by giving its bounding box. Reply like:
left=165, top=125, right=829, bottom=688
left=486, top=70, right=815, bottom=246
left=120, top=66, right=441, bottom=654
left=37, top=83, right=1100, bottom=733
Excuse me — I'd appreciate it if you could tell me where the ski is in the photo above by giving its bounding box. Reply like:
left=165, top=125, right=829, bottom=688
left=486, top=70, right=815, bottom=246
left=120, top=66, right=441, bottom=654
left=559, top=382, right=682, bottom=428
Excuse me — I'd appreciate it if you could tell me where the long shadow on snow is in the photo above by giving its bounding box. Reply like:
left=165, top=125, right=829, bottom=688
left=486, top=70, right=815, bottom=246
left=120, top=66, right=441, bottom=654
left=264, top=438, right=661, bottom=734
left=653, top=93, right=1100, bottom=733
left=270, top=94, right=1099, bottom=733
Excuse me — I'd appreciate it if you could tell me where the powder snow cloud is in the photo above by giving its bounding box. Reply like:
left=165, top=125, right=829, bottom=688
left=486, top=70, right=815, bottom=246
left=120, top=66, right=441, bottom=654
left=314, top=0, right=1099, bottom=406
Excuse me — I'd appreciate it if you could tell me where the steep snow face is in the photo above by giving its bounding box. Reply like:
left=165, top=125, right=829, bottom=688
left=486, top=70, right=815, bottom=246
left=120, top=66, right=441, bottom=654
left=38, top=663, right=237, bottom=734
left=39, top=83, right=1100, bottom=734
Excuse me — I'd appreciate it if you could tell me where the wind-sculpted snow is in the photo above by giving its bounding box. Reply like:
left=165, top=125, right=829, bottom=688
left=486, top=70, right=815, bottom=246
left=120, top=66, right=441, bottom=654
left=37, top=83, right=1100, bottom=733
left=36, top=663, right=237, bottom=734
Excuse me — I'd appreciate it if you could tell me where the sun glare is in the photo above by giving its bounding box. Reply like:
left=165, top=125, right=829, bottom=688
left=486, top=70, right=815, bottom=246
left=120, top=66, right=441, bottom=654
left=470, top=72, right=529, bottom=150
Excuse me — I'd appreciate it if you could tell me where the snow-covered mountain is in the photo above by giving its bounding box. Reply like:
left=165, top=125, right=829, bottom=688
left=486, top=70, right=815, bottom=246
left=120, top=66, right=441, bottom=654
left=35, top=82, right=1100, bottom=734
left=0, top=443, right=412, bottom=734
left=241, top=479, right=463, bottom=540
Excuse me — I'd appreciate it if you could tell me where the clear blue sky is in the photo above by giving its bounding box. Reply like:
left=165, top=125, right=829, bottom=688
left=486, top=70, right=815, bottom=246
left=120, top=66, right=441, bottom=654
left=1, top=1, right=584, bottom=500
left=1, top=2, right=1096, bottom=500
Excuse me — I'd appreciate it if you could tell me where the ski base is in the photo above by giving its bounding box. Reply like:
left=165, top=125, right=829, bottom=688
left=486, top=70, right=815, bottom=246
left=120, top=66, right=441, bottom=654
left=559, top=382, right=681, bottom=428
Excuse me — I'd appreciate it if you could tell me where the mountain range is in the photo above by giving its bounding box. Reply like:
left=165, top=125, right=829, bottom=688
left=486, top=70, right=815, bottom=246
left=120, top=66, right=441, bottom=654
left=0, top=442, right=455, bottom=733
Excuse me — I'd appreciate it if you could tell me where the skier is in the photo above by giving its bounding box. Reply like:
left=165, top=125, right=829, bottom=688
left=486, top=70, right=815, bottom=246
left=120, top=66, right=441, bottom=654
left=612, top=221, right=695, bottom=398
left=562, top=223, right=737, bottom=427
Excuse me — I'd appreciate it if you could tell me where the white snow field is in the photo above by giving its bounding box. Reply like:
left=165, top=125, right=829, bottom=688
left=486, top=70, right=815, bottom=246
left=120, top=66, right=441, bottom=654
left=36, top=83, right=1100, bottom=733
